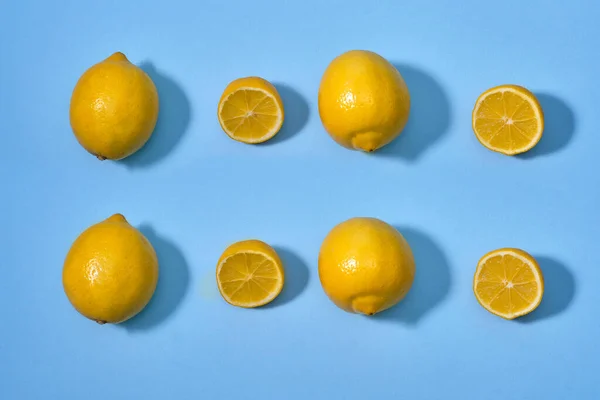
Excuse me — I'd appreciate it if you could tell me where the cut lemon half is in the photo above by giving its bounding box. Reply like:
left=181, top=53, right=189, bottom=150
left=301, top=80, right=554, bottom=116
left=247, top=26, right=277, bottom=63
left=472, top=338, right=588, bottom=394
left=472, top=85, right=544, bottom=155
left=217, top=77, right=284, bottom=144
left=216, top=240, right=284, bottom=308
left=473, top=248, right=544, bottom=320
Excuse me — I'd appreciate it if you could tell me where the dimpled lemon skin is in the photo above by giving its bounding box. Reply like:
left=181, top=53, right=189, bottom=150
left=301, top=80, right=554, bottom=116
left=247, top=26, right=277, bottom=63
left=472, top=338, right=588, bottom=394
left=62, top=214, right=158, bottom=324
left=318, top=50, right=410, bottom=152
left=318, top=217, right=415, bottom=315
left=69, top=52, right=159, bottom=160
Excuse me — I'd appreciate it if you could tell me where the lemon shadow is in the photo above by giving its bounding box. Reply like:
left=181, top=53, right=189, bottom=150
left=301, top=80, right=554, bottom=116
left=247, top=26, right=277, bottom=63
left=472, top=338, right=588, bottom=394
left=372, top=227, right=451, bottom=325
left=377, top=64, right=451, bottom=161
left=262, top=247, right=310, bottom=308
left=121, top=62, right=191, bottom=168
left=518, top=94, right=576, bottom=159
left=260, top=84, right=310, bottom=145
left=519, top=256, right=576, bottom=323
left=121, top=225, right=190, bottom=331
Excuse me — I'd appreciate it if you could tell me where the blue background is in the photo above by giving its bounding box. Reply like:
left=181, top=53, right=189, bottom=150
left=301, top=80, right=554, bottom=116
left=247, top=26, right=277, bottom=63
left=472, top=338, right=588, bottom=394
left=1, top=0, right=599, bottom=399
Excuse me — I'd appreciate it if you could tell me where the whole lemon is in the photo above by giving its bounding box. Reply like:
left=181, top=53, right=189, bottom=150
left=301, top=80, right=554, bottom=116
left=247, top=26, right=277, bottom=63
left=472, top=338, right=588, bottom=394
left=69, top=52, right=159, bottom=160
left=318, top=217, right=415, bottom=315
left=318, top=50, right=410, bottom=152
left=62, top=214, right=159, bottom=324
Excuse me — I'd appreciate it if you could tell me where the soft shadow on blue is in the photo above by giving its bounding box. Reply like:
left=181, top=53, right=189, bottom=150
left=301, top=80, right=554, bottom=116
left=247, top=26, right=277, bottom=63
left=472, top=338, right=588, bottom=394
left=373, top=227, right=451, bottom=325
left=121, top=62, right=191, bottom=168
left=121, top=225, right=190, bottom=331
left=261, top=83, right=309, bottom=145
left=519, top=256, right=575, bottom=323
left=263, top=247, right=310, bottom=308
left=519, top=94, right=575, bottom=159
left=378, top=64, right=451, bottom=161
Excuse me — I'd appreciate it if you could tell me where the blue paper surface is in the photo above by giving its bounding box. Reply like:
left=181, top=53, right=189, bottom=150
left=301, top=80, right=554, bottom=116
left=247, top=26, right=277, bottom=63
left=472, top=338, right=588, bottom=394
left=1, top=1, right=599, bottom=398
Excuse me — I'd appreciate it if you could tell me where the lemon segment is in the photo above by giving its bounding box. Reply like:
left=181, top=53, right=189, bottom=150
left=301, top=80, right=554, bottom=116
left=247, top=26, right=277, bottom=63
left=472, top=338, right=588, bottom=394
left=216, top=240, right=284, bottom=308
left=473, top=248, right=544, bottom=320
left=472, top=85, right=544, bottom=155
left=218, top=77, right=284, bottom=144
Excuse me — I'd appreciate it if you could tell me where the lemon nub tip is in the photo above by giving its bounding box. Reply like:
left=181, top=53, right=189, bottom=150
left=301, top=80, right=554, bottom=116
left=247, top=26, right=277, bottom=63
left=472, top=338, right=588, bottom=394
left=351, top=132, right=383, bottom=153
left=106, top=213, right=127, bottom=223
left=351, top=295, right=385, bottom=316
left=106, top=52, right=129, bottom=63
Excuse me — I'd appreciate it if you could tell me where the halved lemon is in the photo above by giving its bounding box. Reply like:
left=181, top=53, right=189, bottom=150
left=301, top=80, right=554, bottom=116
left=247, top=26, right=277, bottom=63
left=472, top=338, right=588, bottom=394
left=473, top=248, right=544, bottom=320
left=216, top=239, right=284, bottom=308
left=217, top=77, right=284, bottom=144
left=472, top=85, right=544, bottom=155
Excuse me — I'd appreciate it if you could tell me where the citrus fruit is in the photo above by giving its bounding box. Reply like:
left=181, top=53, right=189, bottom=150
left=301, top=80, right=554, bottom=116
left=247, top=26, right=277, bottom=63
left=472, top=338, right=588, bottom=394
left=62, top=214, right=159, bottom=324
left=473, top=248, right=544, bottom=320
left=217, top=77, right=284, bottom=144
left=318, top=217, right=415, bottom=315
left=472, top=85, right=544, bottom=155
left=70, top=52, right=159, bottom=160
left=216, top=240, right=284, bottom=307
left=318, top=50, right=410, bottom=152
